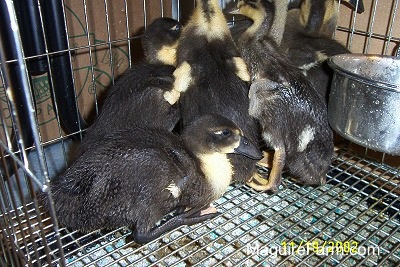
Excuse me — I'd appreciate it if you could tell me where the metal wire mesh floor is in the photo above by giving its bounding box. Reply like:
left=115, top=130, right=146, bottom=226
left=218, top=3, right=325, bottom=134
left=3, top=148, right=400, bottom=267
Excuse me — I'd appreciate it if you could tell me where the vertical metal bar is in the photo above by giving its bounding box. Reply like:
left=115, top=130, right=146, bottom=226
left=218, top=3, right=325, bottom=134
left=123, top=0, right=132, bottom=68
left=160, top=0, right=164, bottom=17
left=381, top=152, right=386, bottom=164
left=396, top=43, right=400, bottom=56
left=83, top=0, right=100, bottom=117
left=103, top=0, right=116, bottom=85
left=364, top=0, right=379, bottom=54
left=177, top=0, right=181, bottom=21
left=143, top=0, right=148, bottom=28
left=347, top=1, right=361, bottom=50
left=383, top=0, right=398, bottom=55
left=0, top=71, right=14, bottom=155
left=58, top=0, right=86, bottom=139
left=35, top=2, right=67, bottom=152
left=333, top=0, right=342, bottom=38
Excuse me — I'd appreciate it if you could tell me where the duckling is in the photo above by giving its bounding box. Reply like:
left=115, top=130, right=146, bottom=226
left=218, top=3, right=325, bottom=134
left=39, top=114, right=262, bottom=243
left=226, top=0, right=288, bottom=46
left=288, top=0, right=364, bottom=38
left=163, top=0, right=262, bottom=183
left=232, top=0, right=334, bottom=192
left=79, top=18, right=182, bottom=154
left=142, top=17, right=182, bottom=65
left=280, top=0, right=364, bottom=101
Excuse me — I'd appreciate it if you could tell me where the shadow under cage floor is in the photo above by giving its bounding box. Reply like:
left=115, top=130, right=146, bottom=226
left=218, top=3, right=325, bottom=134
left=1, top=148, right=399, bottom=267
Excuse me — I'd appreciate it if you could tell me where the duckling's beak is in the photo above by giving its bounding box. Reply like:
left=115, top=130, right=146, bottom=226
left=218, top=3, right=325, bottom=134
left=347, top=0, right=364, bottom=13
left=234, top=136, right=263, bottom=160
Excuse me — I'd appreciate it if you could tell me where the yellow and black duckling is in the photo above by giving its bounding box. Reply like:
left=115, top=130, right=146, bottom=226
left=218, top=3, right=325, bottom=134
left=142, top=17, right=182, bottom=66
left=39, top=114, right=262, bottom=244
left=227, top=0, right=288, bottom=46
left=79, top=18, right=182, bottom=154
left=163, top=0, right=262, bottom=183
left=281, top=0, right=364, bottom=101
left=287, top=0, right=364, bottom=38
left=231, top=0, right=334, bottom=192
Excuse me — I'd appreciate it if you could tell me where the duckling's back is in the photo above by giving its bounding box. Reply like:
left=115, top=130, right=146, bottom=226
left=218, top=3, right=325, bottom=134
left=80, top=63, right=179, bottom=153
left=174, top=0, right=260, bottom=183
left=79, top=18, right=182, bottom=154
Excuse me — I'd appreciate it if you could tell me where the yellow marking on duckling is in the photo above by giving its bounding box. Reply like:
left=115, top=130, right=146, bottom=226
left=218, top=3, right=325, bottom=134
left=222, top=138, right=241, bottom=154
left=297, top=125, right=315, bottom=152
left=187, top=0, right=230, bottom=41
left=232, top=57, right=251, bottom=82
left=299, top=51, right=328, bottom=75
left=316, top=51, right=328, bottom=62
left=174, top=61, right=192, bottom=93
left=323, top=0, right=338, bottom=27
left=299, top=0, right=311, bottom=28
left=163, top=90, right=180, bottom=105
left=239, top=3, right=265, bottom=37
left=164, top=61, right=192, bottom=105
left=157, top=42, right=178, bottom=66
left=165, top=182, right=181, bottom=198
left=198, top=152, right=233, bottom=199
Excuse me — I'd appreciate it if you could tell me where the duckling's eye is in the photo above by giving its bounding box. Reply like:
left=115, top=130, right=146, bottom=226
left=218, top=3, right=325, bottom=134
left=215, top=129, right=232, bottom=137
left=170, top=24, right=181, bottom=32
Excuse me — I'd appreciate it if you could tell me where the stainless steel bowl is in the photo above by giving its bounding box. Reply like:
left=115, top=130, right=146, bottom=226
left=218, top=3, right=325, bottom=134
left=328, top=53, right=400, bottom=155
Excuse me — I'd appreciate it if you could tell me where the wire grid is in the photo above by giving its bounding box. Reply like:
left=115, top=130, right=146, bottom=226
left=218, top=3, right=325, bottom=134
left=336, top=0, right=400, bottom=54
left=1, top=149, right=399, bottom=266
left=0, top=0, right=399, bottom=266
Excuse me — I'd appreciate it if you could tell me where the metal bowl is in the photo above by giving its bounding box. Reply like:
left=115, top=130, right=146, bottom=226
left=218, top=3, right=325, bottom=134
left=328, top=53, right=400, bottom=155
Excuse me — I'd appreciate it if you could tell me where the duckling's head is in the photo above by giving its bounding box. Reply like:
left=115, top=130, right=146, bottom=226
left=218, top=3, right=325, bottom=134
left=298, top=0, right=364, bottom=36
left=182, top=114, right=262, bottom=160
left=228, top=0, right=275, bottom=34
left=142, top=17, right=182, bottom=66
left=182, top=114, right=262, bottom=199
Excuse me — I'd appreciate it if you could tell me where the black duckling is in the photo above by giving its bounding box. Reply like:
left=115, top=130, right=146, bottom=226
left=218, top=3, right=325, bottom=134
left=79, top=18, right=182, bottom=154
left=39, top=114, right=262, bottom=244
left=231, top=0, right=334, bottom=192
left=280, top=0, right=364, bottom=101
left=163, top=0, right=262, bottom=183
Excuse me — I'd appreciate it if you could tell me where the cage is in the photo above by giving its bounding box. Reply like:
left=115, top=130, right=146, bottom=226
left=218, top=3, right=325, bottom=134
left=0, top=0, right=399, bottom=266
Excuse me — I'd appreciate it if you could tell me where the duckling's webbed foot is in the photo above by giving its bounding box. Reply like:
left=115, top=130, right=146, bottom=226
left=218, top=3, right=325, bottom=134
left=247, top=149, right=285, bottom=192
left=133, top=207, right=220, bottom=244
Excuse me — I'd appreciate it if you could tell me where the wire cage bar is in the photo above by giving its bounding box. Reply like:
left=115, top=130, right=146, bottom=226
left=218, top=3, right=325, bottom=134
left=0, top=0, right=399, bottom=266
